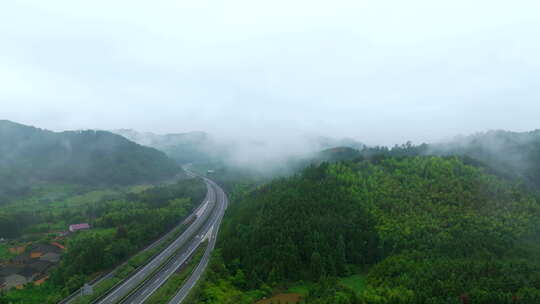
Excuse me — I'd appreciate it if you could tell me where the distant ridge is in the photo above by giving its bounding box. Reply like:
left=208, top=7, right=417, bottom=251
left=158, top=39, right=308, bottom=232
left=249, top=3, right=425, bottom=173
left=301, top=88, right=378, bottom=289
left=113, top=129, right=221, bottom=164
left=0, top=120, right=179, bottom=201
left=430, top=129, right=540, bottom=190
left=113, top=129, right=366, bottom=167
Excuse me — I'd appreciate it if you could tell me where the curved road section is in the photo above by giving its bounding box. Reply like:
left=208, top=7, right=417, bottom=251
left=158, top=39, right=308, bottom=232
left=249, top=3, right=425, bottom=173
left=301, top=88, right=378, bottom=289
left=91, top=177, right=217, bottom=304
left=119, top=178, right=227, bottom=304
left=168, top=178, right=228, bottom=304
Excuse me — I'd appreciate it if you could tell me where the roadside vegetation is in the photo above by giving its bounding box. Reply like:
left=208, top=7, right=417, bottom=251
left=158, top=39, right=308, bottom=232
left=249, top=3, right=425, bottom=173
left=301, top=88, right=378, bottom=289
left=71, top=218, right=194, bottom=304
left=145, top=240, right=208, bottom=304
left=0, top=178, right=206, bottom=304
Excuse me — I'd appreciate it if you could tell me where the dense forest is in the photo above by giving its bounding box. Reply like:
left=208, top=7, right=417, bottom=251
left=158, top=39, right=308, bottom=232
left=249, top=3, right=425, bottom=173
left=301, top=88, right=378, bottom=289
left=431, top=130, right=540, bottom=193
left=191, top=155, right=540, bottom=303
left=0, top=120, right=180, bottom=203
left=0, top=178, right=206, bottom=303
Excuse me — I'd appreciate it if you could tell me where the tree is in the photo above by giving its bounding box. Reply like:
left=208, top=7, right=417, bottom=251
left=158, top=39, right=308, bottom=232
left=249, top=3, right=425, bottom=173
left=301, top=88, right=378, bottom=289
left=311, top=252, right=324, bottom=281
left=336, top=235, right=348, bottom=276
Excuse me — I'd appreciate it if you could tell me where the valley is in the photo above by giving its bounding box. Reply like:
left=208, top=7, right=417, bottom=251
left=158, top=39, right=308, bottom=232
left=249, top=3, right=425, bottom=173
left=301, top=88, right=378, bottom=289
left=2, top=121, right=540, bottom=304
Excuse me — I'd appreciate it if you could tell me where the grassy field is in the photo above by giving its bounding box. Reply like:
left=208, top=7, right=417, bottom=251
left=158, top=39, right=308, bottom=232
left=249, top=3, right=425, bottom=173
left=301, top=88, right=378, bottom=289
left=339, top=274, right=366, bottom=294
left=286, top=282, right=313, bottom=296
left=276, top=274, right=366, bottom=303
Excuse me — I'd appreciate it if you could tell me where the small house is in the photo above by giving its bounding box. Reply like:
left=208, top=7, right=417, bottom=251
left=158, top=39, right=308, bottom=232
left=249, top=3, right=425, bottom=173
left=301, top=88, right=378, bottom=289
left=19, top=266, right=38, bottom=282
left=69, top=223, right=90, bottom=233
left=12, top=253, right=32, bottom=265
left=40, top=252, right=61, bottom=263
left=30, top=243, right=62, bottom=254
left=0, top=265, right=21, bottom=278
left=9, top=246, right=26, bottom=255
left=27, top=260, right=52, bottom=275
left=34, top=275, right=49, bottom=286
left=51, top=242, right=66, bottom=250
left=4, top=274, right=27, bottom=290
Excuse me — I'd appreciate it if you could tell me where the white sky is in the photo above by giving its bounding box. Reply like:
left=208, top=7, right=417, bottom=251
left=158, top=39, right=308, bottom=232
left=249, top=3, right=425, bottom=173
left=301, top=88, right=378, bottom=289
left=1, top=0, right=539, bottom=145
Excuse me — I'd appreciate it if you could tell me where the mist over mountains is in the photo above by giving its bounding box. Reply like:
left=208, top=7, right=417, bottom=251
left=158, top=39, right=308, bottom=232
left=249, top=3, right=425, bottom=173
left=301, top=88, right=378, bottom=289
left=0, top=120, right=179, bottom=202
left=3, top=118, right=540, bottom=200
left=112, top=128, right=366, bottom=171
left=430, top=129, right=540, bottom=190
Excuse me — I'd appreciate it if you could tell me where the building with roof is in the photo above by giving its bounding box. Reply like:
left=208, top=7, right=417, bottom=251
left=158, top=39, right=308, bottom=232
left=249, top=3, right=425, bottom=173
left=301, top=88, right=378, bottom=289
left=34, top=275, right=49, bottom=286
left=19, top=266, right=38, bottom=282
left=69, top=223, right=91, bottom=232
left=30, top=252, right=43, bottom=259
left=40, top=252, right=61, bottom=263
left=27, top=260, right=52, bottom=275
left=0, top=265, right=22, bottom=277
left=12, top=253, right=32, bottom=265
left=9, top=246, right=26, bottom=255
left=51, top=242, right=66, bottom=250
left=3, top=274, right=27, bottom=290
left=29, top=243, right=62, bottom=255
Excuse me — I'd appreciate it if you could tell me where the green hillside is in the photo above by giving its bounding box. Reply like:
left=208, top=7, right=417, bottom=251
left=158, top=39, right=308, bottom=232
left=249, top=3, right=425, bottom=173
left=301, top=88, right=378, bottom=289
left=432, top=130, right=540, bottom=192
left=0, top=121, right=180, bottom=202
left=199, top=156, right=540, bottom=303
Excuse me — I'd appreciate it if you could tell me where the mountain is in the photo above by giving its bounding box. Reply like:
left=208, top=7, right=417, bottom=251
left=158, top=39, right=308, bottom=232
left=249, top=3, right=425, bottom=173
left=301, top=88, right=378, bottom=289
left=430, top=130, right=540, bottom=191
left=113, top=129, right=366, bottom=171
left=206, top=156, right=540, bottom=303
left=305, top=135, right=365, bottom=151
left=312, top=146, right=362, bottom=162
left=113, top=129, right=224, bottom=164
left=0, top=120, right=179, bottom=201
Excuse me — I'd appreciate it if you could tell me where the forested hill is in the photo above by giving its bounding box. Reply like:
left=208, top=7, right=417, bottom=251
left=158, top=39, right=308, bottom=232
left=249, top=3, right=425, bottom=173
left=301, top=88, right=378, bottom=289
left=302, top=130, right=540, bottom=194
left=431, top=130, right=540, bottom=191
left=0, top=120, right=179, bottom=200
left=212, top=156, right=540, bottom=303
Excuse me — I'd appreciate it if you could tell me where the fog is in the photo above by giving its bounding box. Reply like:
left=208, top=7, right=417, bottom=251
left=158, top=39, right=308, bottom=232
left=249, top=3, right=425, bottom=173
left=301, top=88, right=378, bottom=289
left=1, top=0, right=539, bottom=148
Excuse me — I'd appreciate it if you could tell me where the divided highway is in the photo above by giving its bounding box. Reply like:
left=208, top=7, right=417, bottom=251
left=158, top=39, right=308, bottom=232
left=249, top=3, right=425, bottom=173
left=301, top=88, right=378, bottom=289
left=120, top=178, right=227, bottom=304
left=92, top=176, right=218, bottom=304
left=168, top=178, right=228, bottom=303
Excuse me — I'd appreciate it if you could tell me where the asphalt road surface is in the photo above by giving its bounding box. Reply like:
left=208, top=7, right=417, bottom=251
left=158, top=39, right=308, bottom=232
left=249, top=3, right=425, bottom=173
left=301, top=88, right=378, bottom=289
left=168, top=178, right=228, bottom=304
left=91, top=177, right=217, bottom=304
left=119, top=178, right=227, bottom=304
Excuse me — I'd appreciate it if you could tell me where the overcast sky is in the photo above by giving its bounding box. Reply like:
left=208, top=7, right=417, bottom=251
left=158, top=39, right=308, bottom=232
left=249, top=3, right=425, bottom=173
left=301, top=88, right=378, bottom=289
left=1, top=0, right=539, bottom=145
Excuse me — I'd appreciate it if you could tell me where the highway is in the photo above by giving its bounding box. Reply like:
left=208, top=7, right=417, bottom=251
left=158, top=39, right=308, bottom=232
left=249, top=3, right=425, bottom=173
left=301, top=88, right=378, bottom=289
left=91, top=175, right=218, bottom=304
left=168, top=178, right=228, bottom=304
left=119, top=178, right=227, bottom=304
left=60, top=178, right=213, bottom=304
